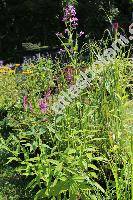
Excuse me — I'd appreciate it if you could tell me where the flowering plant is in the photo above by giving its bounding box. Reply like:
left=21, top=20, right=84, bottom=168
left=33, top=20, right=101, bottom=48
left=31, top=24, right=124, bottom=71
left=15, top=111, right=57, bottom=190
left=56, top=4, right=84, bottom=66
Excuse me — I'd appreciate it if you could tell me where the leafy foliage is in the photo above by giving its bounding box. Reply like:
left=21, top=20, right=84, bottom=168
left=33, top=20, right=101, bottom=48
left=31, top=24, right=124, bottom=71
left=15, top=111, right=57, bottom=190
left=0, top=3, right=133, bottom=200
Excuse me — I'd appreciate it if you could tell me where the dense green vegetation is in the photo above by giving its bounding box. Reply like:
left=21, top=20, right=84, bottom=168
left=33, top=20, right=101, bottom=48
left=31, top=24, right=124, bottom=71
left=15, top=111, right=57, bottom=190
left=0, top=1, right=133, bottom=200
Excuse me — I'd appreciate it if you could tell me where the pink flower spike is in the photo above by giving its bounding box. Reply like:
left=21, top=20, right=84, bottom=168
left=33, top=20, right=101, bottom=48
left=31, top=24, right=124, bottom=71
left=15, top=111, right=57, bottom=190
left=30, top=102, right=33, bottom=112
left=62, top=4, right=78, bottom=27
left=23, top=96, right=28, bottom=111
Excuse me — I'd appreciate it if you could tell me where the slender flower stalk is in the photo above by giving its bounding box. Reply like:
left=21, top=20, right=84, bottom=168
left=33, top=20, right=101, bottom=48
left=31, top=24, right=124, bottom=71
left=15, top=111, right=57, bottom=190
left=23, top=96, right=28, bottom=111
left=30, top=102, right=33, bottom=112
left=56, top=4, right=85, bottom=66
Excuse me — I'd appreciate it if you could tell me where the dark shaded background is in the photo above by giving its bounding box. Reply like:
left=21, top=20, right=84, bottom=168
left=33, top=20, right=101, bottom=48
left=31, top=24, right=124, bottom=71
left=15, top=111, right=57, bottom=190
left=0, top=0, right=132, bottom=61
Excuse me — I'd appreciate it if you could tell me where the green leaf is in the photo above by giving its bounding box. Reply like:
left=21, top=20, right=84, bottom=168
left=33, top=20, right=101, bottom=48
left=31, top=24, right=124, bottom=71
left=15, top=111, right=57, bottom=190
left=66, top=148, right=76, bottom=155
left=26, top=178, right=37, bottom=191
left=34, top=189, right=46, bottom=200
left=72, top=175, right=84, bottom=183
left=54, top=162, right=63, bottom=174
left=6, top=157, right=19, bottom=164
left=87, top=164, right=99, bottom=171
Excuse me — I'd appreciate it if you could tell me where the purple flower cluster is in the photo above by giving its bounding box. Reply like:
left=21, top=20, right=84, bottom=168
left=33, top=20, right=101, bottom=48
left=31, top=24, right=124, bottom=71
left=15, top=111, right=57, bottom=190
left=39, top=99, right=48, bottom=113
left=63, top=4, right=78, bottom=28
left=39, top=88, right=51, bottom=113
left=23, top=89, right=51, bottom=114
